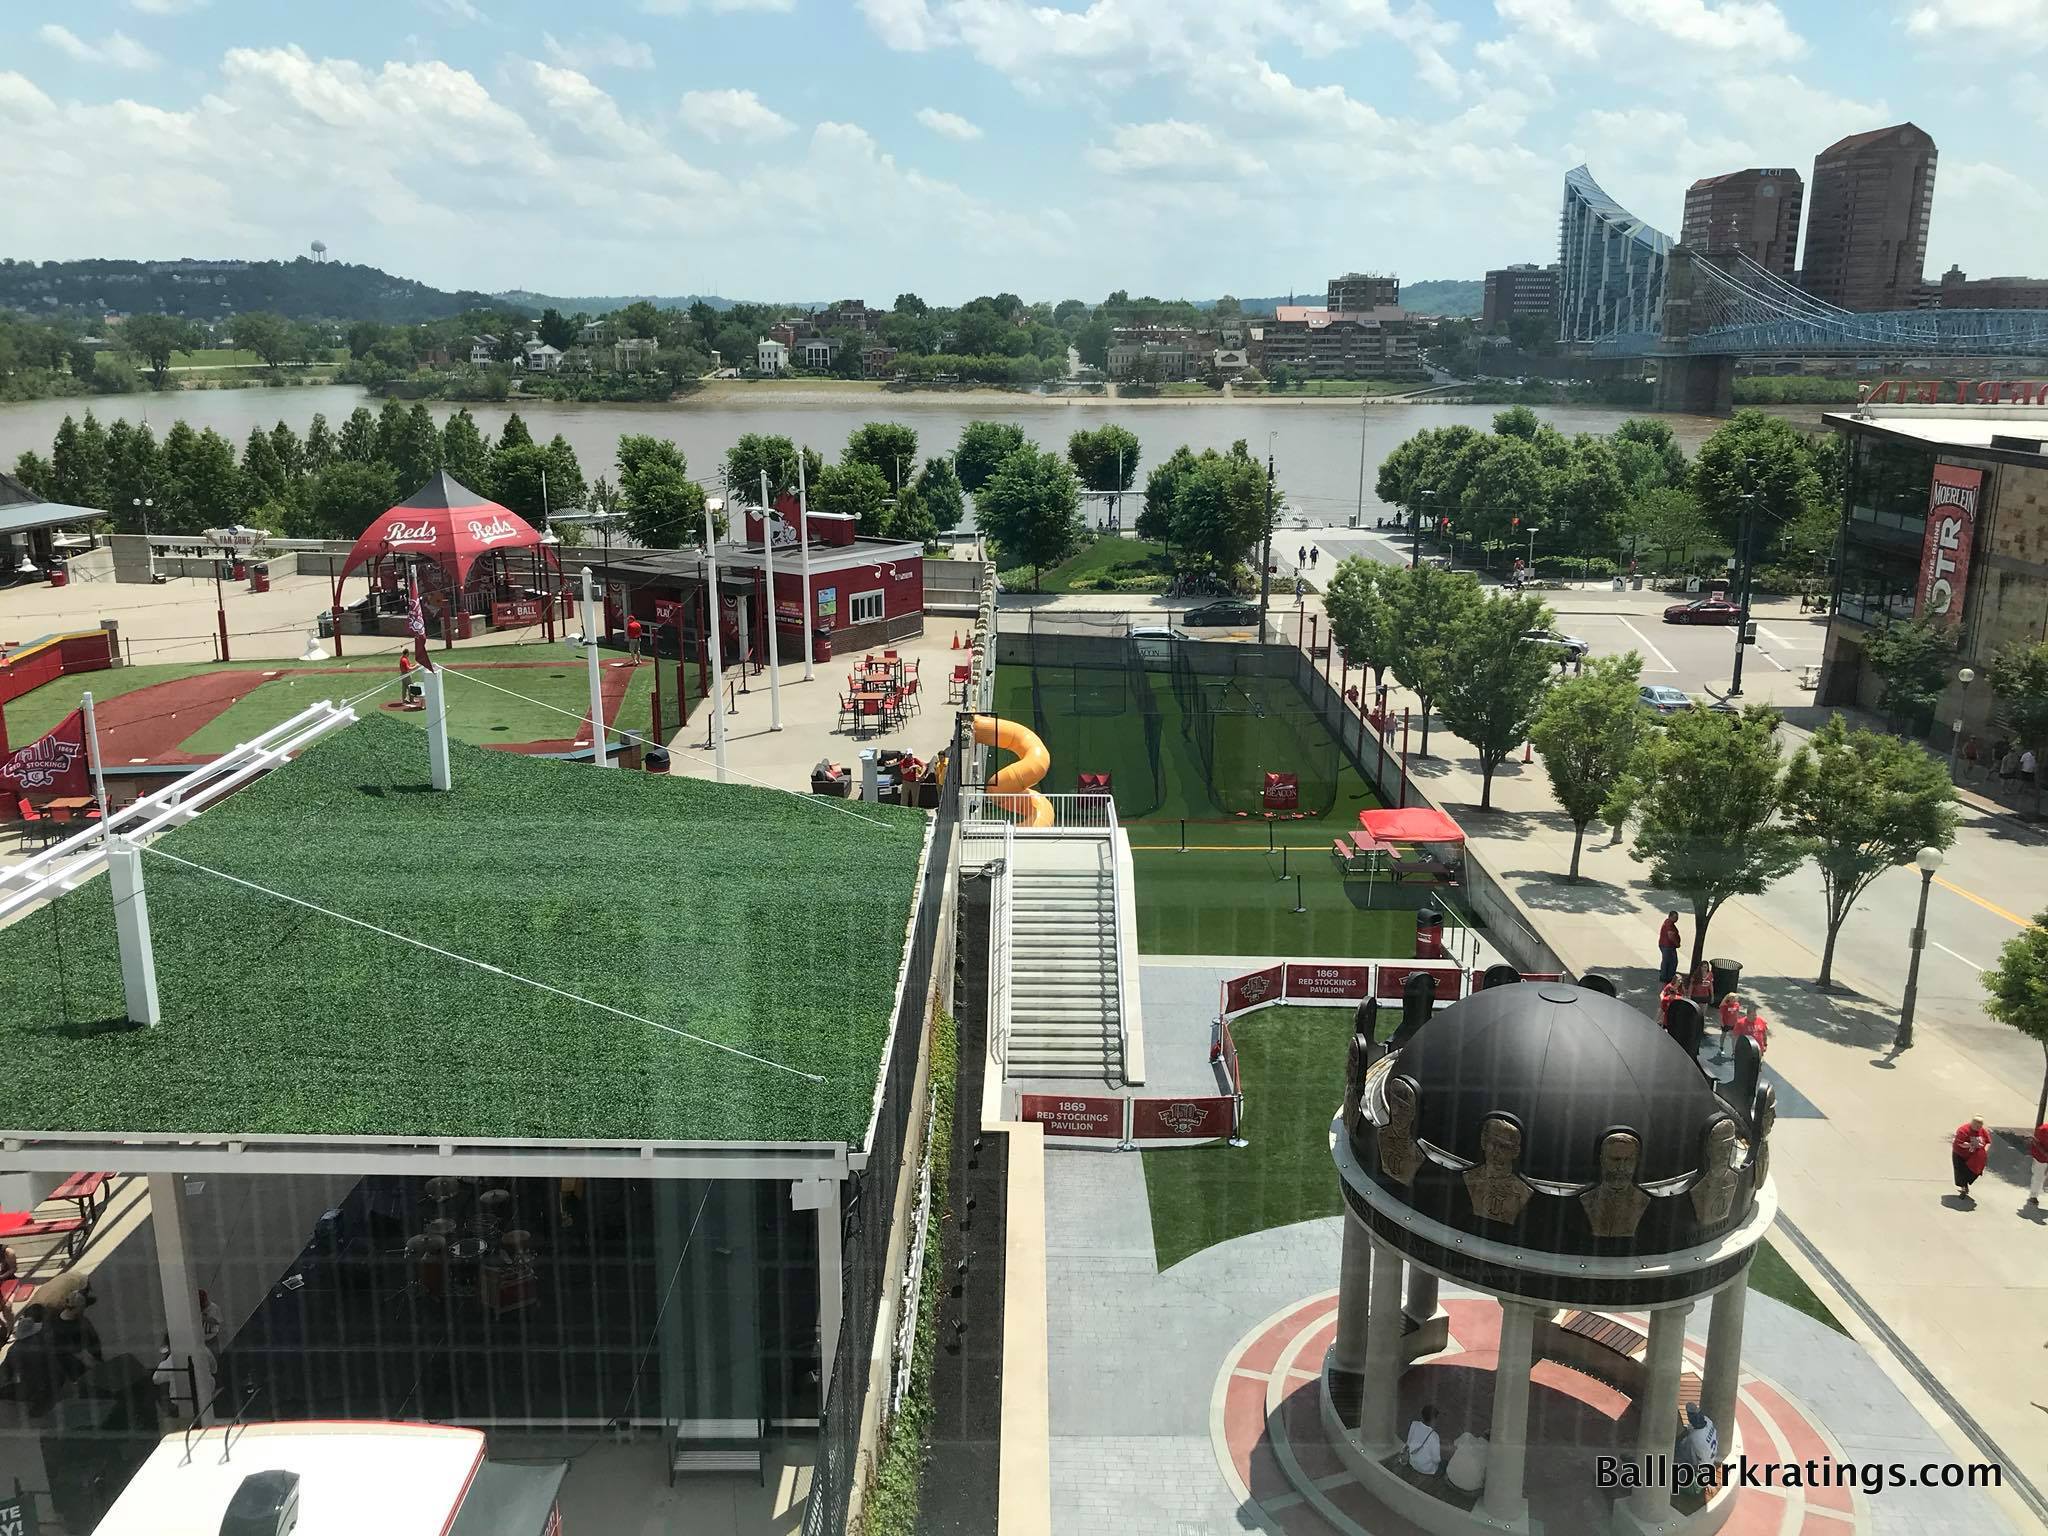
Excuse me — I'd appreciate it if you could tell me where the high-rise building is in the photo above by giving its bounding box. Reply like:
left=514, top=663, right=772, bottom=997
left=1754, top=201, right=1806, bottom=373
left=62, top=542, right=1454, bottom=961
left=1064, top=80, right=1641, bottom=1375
left=1801, top=123, right=1937, bottom=312
left=1481, top=264, right=1559, bottom=329
left=1327, top=272, right=1400, bottom=311
left=1557, top=165, right=1672, bottom=343
left=1923, top=265, right=2048, bottom=311
left=1680, top=168, right=1803, bottom=279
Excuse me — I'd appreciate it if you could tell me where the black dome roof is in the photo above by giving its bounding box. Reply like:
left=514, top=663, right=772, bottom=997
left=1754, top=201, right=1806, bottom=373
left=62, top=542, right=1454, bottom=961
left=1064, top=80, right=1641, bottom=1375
left=1398, top=981, right=1722, bottom=1185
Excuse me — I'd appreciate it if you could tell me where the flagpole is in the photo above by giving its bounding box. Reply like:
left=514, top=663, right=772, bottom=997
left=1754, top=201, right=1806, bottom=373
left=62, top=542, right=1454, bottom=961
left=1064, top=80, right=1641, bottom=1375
left=703, top=489, right=730, bottom=784
left=581, top=566, right=613, bottom=770
left=796, top=451, right=815, bottom=683
left=760, top=470, right=783, bottom=733
left=81, top=690, right=109, bottom=821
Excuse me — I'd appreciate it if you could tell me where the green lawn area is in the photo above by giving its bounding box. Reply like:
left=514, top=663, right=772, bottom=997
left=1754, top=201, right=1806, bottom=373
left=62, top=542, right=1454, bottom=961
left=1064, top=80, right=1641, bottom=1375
left=1143, top=1005, right=1854, bottom=1327
left=994, top=536, right=1172, bottom=594
left=1242, top=378, right=1421, bottom=397
left=1144, top=1005, right=1363, bottom=1269
left=170, top=347, right=348, bottom=368
left=1133, top=847, right=1426, bottom=957
left=6, top=645, right=654, bottom=754
left=0, top=714, right=927, bottom=1142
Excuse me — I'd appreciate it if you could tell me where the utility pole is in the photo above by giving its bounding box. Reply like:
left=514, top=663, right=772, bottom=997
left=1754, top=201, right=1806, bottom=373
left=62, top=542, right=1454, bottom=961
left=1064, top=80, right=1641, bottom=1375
left=1728, top=489, right=1756, bottom=698
left=1258, top=441, right=1276, bottom=640
left=1354, top=394, right=1368, bottom=528
left=1414, top=490, right=1435, bottom=570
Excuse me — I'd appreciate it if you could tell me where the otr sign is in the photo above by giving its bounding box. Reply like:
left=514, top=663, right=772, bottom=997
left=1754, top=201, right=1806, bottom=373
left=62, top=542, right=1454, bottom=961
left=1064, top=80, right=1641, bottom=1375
left=1860, top=378, right=2048, bottom=405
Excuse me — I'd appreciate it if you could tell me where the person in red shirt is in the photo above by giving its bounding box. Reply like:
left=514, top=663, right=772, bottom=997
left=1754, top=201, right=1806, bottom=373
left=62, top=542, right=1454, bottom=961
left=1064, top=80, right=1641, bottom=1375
left=625, top=613, right=643, bottom=662
left=1658, top=979, right=1683, bottom=1032
left=2027, top=1121, right=2048, bottom=1208
left=1952, top=1116, right=1992, bottom=1202
left=1732, top=1004, right=1768, bottom=1056
left=396, top=651, right=422, bottom=707
left=1717, top=991, right=1745, bottom=1051
left=1657, top=912, right=1681, bottom=986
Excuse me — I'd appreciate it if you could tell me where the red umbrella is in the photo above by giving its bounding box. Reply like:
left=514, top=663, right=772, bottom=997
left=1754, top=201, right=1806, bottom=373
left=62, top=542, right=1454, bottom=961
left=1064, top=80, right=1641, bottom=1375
left=338, top=470, right=557, bottom=587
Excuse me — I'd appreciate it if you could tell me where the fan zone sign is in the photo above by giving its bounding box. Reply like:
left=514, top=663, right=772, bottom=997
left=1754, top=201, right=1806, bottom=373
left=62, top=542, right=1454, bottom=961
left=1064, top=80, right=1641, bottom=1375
left=1917, top=464, right=1983, bottom=629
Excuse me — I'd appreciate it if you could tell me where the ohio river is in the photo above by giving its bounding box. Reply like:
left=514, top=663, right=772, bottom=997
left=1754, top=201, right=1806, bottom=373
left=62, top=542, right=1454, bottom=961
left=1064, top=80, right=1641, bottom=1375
left=0, top=386, right=1746, bottom=527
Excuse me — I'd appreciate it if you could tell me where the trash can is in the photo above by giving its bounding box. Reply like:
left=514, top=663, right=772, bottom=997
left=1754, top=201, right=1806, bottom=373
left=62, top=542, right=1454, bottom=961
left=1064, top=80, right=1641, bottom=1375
left=47, top=561, right=68, bottom=588
left=231, top=560, right=247, bottom=581
left=1631, top=575, right=1644, bottom=590
left=249, top=561, right=271, bottom=594
left=813, top=627, right=833, bottom=663
left=1709, top=958, right=1742, bottom=1004
left=643, top=746, right=671, bottom=774
left=1415, top=904, right=1445, bottom=959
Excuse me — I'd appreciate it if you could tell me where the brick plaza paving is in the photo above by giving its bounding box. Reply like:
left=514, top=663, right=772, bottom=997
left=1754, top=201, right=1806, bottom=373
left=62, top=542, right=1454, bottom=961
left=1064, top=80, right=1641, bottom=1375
left=1043, top=1146, right=2021, bottom=1536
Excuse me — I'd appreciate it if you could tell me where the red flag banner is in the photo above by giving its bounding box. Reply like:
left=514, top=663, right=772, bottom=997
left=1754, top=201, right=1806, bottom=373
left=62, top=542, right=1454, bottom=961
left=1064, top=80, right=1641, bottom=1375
left=1376, top=963, right=1466, bottom=1001
left=1222, top=964, right=1285, bottom=1016
left=2, top=708, right=91, bottom=810
left=1916, top=463, right=1983, bottom=629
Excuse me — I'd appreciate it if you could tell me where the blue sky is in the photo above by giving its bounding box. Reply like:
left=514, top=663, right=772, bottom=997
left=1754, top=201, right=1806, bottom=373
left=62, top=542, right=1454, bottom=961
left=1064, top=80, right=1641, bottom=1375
left=1, top=0, right=2043, bottom=304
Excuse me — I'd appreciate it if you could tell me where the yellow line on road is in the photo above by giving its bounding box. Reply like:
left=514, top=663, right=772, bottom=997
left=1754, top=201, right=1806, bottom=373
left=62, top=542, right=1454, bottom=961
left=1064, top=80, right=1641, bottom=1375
left=1933, top=875, right=2034, bottom=929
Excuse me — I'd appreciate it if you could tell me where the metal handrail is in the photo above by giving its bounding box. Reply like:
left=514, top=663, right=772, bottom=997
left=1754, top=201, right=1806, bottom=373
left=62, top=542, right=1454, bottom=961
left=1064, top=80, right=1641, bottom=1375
left=961, top=791, right=1117, bottom=832
left=988, top=821, right=1014, bottom=1070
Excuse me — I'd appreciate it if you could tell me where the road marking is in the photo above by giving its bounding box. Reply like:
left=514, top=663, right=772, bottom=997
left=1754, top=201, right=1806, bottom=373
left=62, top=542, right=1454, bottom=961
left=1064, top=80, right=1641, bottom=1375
left=1932, top=874, right=2034, bottom=929
left=1614, top=618, right=1677, bottom=673
left=1930, top=941, right=1985, bottom=971
left=1758, top=625, right=1819, bottom=651
left=1753, top=647, right=1786, bottom=671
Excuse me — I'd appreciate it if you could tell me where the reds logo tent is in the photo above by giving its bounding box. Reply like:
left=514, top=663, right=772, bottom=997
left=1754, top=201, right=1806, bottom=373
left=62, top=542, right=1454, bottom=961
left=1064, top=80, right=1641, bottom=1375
left=332, top=472, right=561, bottom=650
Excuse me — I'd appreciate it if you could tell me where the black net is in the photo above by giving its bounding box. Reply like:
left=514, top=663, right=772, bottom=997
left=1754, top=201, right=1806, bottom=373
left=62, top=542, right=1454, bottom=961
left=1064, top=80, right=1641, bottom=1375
left=803, top=716, right=961, bottom=1536
left=654, top=650, right=686, bottom=739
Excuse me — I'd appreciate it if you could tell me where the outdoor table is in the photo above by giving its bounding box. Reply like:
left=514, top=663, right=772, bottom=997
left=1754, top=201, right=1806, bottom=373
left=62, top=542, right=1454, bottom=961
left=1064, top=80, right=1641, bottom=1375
left=49, top=1171, right=112, bottom=1231
left=40, top=797, right=94, bottom=813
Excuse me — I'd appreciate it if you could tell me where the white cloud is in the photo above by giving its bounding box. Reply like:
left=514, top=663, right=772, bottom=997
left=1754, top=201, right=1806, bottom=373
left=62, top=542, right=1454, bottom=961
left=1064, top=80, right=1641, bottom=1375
left=1905, top=0, right=2048, bottom=45
left=679, top=87, right=795, bottom=143
left=915, top=106, right=981, bottom=140
left=1085, top=120, right=1265, bottom=179
left=127, top=0, right=211, bottom=14
left=640, top=0, right=794, bottom=12
left=0, top=71, right=57, bottom=119
left=419, top=0, right=484, bottom=19
left=1608, top=0, right=1804, bottom=57
left=38, top=25, right=160, bottom=70
left=542, top=31, right=656, bottom=71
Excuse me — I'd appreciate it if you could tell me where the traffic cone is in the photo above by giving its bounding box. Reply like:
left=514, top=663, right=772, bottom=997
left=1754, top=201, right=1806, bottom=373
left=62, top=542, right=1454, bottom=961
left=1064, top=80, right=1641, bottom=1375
left=952, top=630, right=961, bottom=650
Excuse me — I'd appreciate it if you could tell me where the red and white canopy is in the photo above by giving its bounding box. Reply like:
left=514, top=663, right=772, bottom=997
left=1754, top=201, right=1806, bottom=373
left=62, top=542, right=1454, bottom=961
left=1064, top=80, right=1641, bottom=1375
left=338, top=471, right=556, bottom=586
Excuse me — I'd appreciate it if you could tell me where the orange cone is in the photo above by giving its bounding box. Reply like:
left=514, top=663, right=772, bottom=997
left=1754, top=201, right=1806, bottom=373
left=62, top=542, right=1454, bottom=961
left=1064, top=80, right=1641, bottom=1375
left=952, top=631, right=961, bottom=649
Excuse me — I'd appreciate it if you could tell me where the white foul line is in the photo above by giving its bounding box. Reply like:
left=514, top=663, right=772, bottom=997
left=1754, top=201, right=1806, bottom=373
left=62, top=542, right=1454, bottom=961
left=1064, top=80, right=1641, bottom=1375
left=1616, top=618, right=1676, bottom=674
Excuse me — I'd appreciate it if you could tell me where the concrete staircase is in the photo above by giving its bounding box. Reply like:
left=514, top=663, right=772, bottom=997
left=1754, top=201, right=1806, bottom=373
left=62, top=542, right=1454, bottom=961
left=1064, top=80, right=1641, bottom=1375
left=1004, top=841, right=1125, bottom=1083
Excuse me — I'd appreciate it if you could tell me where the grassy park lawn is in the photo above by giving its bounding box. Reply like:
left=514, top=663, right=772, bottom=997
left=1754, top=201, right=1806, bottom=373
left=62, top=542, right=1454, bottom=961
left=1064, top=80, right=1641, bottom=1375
left=169, top=347, right=348, bottom=368
left=1132, top=847, right=1423, bottom=957
left=6, top=644, right=654, bottom=754
left=994, top=536, right=1172, bottom=594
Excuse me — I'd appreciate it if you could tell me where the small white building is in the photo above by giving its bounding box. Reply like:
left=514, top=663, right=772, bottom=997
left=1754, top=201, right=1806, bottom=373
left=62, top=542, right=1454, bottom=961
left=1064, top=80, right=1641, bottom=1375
left=614, top=337, right=659, bottom=371
left=518, top=340, right=564, bottom=373
left=757, top=337, right=789, bottom=375
left=800, top=336, right=837, bottom=371
left=579, top=319, right=616, bottom=346
left=468, top=334, right=498, bottom=365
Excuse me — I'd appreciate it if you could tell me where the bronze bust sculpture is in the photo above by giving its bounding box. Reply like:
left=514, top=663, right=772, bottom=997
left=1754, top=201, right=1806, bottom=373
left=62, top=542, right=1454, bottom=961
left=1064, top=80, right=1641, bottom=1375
left=1463, top=1113, right=1534, bottom=1225
left=1580, top=1129, right=1651, bottom=1237
left=1379, top=1075, right=1424, bottom=1185
left=1689, top=1115, right=1740, bottom=1224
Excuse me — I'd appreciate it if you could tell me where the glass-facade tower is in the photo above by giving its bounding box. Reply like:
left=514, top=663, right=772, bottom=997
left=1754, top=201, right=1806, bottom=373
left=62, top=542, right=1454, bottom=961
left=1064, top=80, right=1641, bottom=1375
left=1558, top=165, right=1673, bottom=344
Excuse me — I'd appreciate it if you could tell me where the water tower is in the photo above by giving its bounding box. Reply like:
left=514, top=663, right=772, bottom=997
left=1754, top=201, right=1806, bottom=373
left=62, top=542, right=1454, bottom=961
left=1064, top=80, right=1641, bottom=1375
left=310, top=239, right=328, bottom=263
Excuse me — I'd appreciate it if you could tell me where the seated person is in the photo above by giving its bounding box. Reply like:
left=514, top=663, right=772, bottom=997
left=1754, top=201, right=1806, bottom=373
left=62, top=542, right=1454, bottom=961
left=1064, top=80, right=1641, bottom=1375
left=1446, top=1430, right=1489, bottom=1494
left=1674, top=1403, right=1719, bottom=1470
left=1402, top=1405, right=1443, bottom=1478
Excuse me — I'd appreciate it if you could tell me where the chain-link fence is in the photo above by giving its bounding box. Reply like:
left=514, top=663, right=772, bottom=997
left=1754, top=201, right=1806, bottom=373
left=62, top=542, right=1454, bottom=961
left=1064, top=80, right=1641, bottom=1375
left=803, top=714, right=963, bottom=1536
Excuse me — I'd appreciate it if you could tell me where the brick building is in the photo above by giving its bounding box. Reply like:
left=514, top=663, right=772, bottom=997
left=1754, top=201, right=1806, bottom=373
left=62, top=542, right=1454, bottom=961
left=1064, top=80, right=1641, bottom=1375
left=1252, top=306, right=1421, bottom=378
left=1481, top=265, right=1558, bottom=330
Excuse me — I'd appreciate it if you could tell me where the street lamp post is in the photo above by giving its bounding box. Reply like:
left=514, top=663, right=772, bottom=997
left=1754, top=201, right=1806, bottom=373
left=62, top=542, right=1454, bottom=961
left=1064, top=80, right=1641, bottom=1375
left=1894, top=844, right=1945, bottom=1052
left=133, top=497, right=155, bottom=581
left=1949, top=666, right=1977, bottom=777
left=1728, top=490, right=1756, bottom=698
left=1414, top=489, right=1435, bottom=571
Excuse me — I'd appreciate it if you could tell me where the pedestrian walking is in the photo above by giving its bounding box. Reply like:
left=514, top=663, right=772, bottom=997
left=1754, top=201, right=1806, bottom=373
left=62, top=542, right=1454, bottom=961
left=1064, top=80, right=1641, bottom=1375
left=1717, top=990, right=1745, bottom=1051
left=1658, top=977, right=1682, bottom=1032
left=1952, top=1116, right=1992, bottom=1201
left=626, top=613, right=643, bottom=663
left=2027, top=1120, right=2048, bottom=1208
left=1963, top=735, right=1981, bottom=780
left=1657, top=911, right=1681, bottom=986
left=2022, top=746, right=2037, bottom=785
left=1733, top=1002, right=1769, bottom=1056
left=1297, top=544, right=1307, bottom=568
left=1310, top=546, right=1320, bottom=569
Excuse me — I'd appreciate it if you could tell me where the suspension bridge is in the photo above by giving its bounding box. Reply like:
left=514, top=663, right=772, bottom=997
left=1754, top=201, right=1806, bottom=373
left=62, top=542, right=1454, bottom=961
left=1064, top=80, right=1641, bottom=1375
left=1560, top=166, right=2048, bottom=412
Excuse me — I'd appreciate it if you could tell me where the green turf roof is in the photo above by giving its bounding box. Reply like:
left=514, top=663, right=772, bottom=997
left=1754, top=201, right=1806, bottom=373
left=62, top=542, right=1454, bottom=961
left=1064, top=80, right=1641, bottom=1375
left=0, top=713, right=928, bottom=1146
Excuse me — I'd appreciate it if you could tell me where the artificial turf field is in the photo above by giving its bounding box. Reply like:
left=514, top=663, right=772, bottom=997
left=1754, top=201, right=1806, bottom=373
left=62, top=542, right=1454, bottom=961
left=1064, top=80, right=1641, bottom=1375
left=991, top=658, right=1440, bottom=957
left=5, top=645, right=656, bottom=754
left=0, top=714, right=925, bottom=1144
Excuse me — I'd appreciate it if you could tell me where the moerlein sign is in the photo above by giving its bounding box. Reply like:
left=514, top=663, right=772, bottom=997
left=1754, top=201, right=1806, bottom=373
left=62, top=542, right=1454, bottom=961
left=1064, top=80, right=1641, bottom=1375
left=1860, top=378, right=2048, bottom=405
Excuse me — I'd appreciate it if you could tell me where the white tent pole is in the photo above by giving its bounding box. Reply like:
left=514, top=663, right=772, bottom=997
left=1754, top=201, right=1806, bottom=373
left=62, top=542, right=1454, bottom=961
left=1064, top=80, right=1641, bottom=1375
left=581, top=566, right=612, bottom=769
left=704, top=493, right=730, bottom=783
left=81, top=690, right=109, bottom=820
left=797, top=451, right=816, bottom=682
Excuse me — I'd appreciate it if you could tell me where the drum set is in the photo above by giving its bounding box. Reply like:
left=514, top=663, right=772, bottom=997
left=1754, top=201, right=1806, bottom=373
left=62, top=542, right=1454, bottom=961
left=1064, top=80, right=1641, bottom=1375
left=402, top=1178, right=538, bottom=1315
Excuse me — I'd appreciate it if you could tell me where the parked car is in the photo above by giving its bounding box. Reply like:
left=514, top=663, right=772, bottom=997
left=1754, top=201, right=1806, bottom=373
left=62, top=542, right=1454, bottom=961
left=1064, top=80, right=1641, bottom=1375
left=1129, top=625, right=1191, bottom=670
left=1639, top=684, right=1737, bottom=717
left=1521, top=628, right=1590, bottom=663
left=1663, top=597, right=1742, bottom=625
left=1181, top=600, right=1260, bottom=628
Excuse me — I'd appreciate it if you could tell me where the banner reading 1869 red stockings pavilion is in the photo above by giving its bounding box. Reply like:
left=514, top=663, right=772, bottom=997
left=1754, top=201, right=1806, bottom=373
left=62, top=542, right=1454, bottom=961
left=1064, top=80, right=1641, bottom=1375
left=1, top=708, right=91, bottom=812
left=1916, top=463, right=1984, bottom=629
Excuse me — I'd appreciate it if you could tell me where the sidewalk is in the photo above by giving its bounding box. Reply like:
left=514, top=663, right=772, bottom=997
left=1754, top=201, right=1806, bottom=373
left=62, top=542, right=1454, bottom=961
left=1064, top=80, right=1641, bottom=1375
left=1335, top=654, right=2048, bottom=1533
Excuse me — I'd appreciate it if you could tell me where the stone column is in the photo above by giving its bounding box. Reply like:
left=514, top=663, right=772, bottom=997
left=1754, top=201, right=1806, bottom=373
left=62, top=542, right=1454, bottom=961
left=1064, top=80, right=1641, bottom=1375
left=1359, top=1234, right=1406, bottom=1457
left=1332, top=1213, right=1373, bottom=1375
left=1699, top=1270, right=1748, bottom=1461
left=1404, top=1267, right=1438, bottom=1326
left=1481, top=1299, right=1538, bottom=1525
left=1627, top=1302, right=1695, bottom=1528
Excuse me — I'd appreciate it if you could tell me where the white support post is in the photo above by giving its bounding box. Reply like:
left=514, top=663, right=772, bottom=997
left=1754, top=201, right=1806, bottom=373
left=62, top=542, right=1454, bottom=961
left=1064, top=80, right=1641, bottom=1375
left=1331, top=1214, right=1372, bottom=1375
left=1481, top=1300, right=1538, bottom=1529
left=1624, top=1302, right=1694, bottom=1530
left=1359, top=1233, right=1405, bottom=1457
left=149, top=1173, right=218, bottom=1423
left=82, top=690, right=109, bottom=819
left=860, top=749, right=879, bottom=804
left=1699, top=1270, right=1748, bottom=1466
left=420, top=665, right=452, bottom=791
left=760, top=470, right=784, bottom=732
left=580, top=567, right=612, bottom=769
left=796, top=452, right=816, bottom=682
left=106, top=834, right=161, bottom=1026
left=702, top=500, right=730, bottom=782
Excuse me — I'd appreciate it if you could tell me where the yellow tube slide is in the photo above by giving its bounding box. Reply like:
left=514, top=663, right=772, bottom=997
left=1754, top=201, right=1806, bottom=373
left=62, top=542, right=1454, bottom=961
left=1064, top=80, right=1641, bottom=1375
left=973, top=714, right=1055, bottom=827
